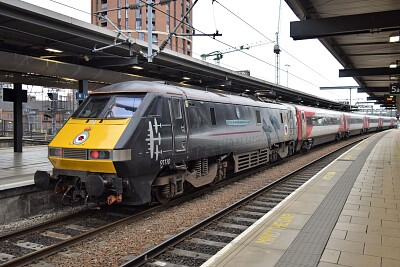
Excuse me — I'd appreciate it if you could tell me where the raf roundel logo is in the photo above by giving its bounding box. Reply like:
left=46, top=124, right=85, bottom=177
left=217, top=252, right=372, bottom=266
left=73, top=128, right=91, bottom=145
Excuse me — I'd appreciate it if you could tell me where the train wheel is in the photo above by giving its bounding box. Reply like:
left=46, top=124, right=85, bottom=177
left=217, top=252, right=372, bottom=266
left=153, top=185, right=172, bottom=204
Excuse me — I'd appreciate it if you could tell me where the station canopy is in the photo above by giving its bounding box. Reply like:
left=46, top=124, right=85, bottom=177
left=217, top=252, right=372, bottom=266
left=286, top=0, right=400, bottom=111
left=0, top=0, right=397, bottom=111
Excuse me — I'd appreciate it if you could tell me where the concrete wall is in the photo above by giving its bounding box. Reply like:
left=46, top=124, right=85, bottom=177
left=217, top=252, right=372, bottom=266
left=0, top=185, right=59, bottom=224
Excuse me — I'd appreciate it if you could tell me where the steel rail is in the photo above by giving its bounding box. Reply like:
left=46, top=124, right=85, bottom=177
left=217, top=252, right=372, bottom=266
left=1, top=135, right=370, bottom=267
left=0, top=209, right=99, bottom=241
left=1, top=163, right=274, bottom=267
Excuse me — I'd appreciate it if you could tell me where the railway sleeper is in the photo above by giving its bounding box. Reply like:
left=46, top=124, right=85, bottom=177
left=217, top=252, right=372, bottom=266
left=217, top=222, right=248, bottom=231
left=226, top=216, right=258, bottom=224
left=200, top=230, right=238, bottom=239
left=251, top=200, right=280, bottom=207
left=233, top=210, right=265, bottom=217
left=187, top=238, right=227, bottom=248
left=166, top=248, right=212, bottom=261
left=243, top=205, right=271, bottom=212
left=267, top=193, right=290, bottom=198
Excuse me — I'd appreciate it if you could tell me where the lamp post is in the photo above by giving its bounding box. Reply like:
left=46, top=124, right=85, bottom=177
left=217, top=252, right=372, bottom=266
left=285, top=64, right=290, bottom=87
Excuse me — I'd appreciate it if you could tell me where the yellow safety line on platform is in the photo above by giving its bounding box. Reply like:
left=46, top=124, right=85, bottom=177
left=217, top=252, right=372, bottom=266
left=322, top=171, right=336, bottom=180
left=255, top=213, right=295, bottom=245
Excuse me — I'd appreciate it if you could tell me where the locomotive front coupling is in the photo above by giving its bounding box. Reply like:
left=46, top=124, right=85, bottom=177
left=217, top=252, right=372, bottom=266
left=86, top=174, right=124, bottom=204
left=34, top=170, right=124, bottom=205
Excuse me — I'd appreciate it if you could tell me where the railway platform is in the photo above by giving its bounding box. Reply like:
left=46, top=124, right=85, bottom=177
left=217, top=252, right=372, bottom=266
left=202, top=129, right=400, bottom=267
left=0, top=145, right=51, bottom=191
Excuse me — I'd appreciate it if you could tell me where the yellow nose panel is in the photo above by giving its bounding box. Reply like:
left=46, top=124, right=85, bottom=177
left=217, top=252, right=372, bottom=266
left=48, top=118, right=130, bottom=173
left=50, top=118, right=130, bottom=149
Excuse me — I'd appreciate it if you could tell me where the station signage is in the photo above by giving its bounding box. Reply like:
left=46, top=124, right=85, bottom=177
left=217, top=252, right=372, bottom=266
left=2, top=88, right=27, bottom=102
left=389, top=83, right=400, bottom=95
left=76, top=92, right=89, bottom=100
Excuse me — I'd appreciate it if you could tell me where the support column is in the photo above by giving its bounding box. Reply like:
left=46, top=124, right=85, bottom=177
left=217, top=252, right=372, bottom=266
left=13, top=82, right=23, bottom=152
left=78, top=80, right=88, bottom=105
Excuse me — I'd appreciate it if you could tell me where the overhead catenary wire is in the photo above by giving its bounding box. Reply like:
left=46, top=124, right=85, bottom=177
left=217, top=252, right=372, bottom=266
left=212, top=0, right=338, bottom=87
left=47, top=0, right=328, bottom=89
left=140, top=0, right=322, bottom=88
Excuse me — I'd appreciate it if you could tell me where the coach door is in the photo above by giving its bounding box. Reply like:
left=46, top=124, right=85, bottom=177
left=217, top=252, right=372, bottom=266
left=301, top=111, right=307, bottom=139
left=171, top=97, right=187, bottom=154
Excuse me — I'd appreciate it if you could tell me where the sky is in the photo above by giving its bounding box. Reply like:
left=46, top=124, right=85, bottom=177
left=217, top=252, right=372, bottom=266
left=20, top=0, right=364, bottom=104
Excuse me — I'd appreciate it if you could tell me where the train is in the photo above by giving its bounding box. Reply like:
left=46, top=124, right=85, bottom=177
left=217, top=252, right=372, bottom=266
left=34, top=81, right=397, bottom=205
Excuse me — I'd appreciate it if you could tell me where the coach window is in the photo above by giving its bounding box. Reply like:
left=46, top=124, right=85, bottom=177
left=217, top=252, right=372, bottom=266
left=256, top=110, right=261, bottom=124
left=210, top=107, right=217, bottom=126
left=280, top=113, right=284, bottom=123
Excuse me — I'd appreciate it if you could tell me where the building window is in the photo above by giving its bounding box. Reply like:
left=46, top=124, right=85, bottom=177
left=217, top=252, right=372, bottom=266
left=101, top=22, right=107, bottom=27
left=138, top=32, right=144, bottom=40
left=152, top=34, right=158, bottom=44
left=135, top=0, right=141, bottom=19
left=136, top=20, right=142, bottom=30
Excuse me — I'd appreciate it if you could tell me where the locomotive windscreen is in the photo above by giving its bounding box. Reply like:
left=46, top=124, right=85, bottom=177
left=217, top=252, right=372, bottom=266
left=73, top=94, right=145, bottom=119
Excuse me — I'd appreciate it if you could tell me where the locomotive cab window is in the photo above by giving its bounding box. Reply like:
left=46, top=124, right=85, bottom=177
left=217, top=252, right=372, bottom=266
left=75, top=94, right=144, bottom=119
left=148, top=97, right=162, bottom=117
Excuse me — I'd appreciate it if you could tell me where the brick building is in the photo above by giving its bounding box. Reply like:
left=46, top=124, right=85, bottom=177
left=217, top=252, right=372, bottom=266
left=91, top=0, right=193, bottom=56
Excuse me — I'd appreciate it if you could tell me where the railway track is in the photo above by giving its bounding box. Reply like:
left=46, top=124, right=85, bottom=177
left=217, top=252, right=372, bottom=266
left=0, top=136, right=366, bottom=267
left=0, top=205, right=144, bottom=267
left=120, top=139, right=361, bottom=267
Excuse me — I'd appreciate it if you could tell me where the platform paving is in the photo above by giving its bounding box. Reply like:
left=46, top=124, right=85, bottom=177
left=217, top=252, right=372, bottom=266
left=0, top=145, right=51, bottom=190
left=201, top=129, right=400, bottom=267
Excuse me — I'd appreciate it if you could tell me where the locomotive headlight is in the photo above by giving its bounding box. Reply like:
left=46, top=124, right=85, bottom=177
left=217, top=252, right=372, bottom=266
left=89, top=150, right=111, bottom=160
left=49, top=147, right=62, bottom=157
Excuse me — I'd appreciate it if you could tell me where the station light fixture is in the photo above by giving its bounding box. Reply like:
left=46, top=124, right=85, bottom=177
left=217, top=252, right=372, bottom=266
left=389, top=62, right=398, bottom=68
left=182, top=76, right=191, bottom=80
left=389, top=32, right=400, bottom=43
left=45, top=48, right=63, bottom=53
left=131, top=66, right=143, bottom=70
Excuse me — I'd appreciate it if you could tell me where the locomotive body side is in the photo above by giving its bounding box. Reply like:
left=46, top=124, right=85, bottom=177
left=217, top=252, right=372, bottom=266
left=35, top=81, right=298, bottom=205
left=185, top=98, right=296, bottom=160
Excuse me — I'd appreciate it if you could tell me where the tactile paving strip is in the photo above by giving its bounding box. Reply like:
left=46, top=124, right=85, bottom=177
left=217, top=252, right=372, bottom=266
left=275, top=136, right=384, bottom=267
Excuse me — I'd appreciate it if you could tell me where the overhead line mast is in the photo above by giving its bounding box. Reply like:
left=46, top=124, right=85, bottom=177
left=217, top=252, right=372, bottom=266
left=274, top=0, right=283, bottom=85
